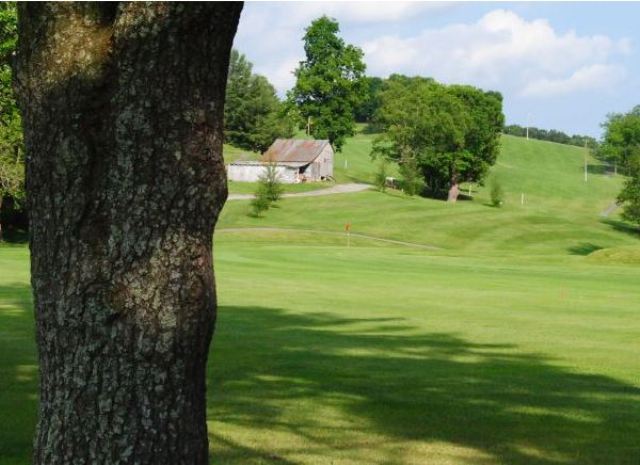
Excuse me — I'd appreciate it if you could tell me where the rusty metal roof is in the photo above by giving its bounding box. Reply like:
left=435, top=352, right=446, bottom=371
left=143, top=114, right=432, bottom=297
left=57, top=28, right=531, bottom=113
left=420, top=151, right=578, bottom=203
left=261, top=139, right=331, bottom=163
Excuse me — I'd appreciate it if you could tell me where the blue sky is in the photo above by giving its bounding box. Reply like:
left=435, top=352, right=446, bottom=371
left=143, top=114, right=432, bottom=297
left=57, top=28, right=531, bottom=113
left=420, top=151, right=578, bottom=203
left=233, top=2, right=640, bottom=138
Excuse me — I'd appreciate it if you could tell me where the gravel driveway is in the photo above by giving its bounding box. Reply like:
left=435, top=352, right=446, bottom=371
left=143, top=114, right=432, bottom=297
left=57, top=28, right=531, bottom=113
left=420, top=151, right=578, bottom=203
left=227, top=183, right=371, bottom=201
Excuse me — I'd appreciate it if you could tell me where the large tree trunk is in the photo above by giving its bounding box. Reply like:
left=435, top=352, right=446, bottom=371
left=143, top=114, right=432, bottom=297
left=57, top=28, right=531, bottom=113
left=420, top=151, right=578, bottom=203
left=13, top=3, right=242, bottom=464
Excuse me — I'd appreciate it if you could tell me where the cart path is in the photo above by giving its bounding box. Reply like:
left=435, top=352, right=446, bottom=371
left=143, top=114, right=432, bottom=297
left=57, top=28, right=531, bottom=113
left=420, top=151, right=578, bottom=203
left=600, top=201, right=620, bottom=218
left=227, top=183, right=371, bottom=200
left=217, top=227, right=441, bottom=250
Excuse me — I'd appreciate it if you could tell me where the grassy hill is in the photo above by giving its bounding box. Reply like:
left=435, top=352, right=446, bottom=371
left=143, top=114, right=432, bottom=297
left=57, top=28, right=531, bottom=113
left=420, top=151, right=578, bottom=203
left=219, top=134, right=635, bottom=257
left=1, top=132, right=639, bottom=465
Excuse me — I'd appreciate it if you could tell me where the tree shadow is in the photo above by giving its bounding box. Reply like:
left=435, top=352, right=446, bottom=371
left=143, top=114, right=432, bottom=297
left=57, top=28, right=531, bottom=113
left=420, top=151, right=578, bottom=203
left=587, top=164, right=614, bottom=176
left=567, top=243, right=603, bottom=256
left=600, top=218, right=639, bottom=237
left=208, top=306, right=640, bottom=465
left=3, top=286, right=639, bottom=465
left=0, top=283, right=38, bottom=465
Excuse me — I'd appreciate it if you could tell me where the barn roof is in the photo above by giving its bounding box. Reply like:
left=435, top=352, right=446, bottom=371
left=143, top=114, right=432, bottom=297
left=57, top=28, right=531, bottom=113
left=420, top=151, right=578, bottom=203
left=261, top=139, right=331, bottom=163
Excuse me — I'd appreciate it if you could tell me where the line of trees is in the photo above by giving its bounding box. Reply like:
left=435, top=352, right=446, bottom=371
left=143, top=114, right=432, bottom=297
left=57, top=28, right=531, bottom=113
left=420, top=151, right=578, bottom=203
left=502, top=124, right=597, bottom=148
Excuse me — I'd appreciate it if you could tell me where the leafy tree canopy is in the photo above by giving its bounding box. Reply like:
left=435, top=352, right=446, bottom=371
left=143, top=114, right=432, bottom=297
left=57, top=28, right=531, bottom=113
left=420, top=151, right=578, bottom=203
left=354, top=76, right=384, bottom=123
left=225, top=49, right=294, bottom=153
left=289, top=16, right=366, bottom=152
left=372, top=75, right=504, bottom=197
left=598, top=105, right=640, bottom=173
left=503, top=124, right=597, bottom=149
left=0, top=2, right=24, bottom=209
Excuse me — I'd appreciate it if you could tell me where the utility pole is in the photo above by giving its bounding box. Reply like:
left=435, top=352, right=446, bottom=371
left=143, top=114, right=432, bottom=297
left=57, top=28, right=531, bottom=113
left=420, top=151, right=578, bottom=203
left=584, top=140, right=588, bottom=183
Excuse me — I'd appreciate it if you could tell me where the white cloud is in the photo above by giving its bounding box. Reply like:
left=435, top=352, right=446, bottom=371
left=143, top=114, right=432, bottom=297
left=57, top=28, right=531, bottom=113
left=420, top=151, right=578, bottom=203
left=235, top=6, right=631, bottom=99
left=521, top=64, right=627, bottom=97
left=361, top=9, right=631, bottom=97
left=234, top=2, right=455, bottom=94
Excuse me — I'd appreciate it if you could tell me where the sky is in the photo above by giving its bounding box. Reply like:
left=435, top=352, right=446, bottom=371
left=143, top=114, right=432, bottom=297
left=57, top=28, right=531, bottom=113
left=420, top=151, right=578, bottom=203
left=233, top=1, right=640, bottom=139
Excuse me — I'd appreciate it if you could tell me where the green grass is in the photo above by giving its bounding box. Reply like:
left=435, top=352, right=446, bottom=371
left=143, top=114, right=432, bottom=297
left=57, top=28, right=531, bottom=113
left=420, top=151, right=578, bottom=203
left=1, top=134, right=639, bottom=465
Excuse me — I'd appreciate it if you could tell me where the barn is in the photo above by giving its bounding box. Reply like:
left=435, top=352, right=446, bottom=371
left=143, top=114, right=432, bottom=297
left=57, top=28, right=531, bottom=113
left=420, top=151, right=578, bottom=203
left=226, top=139, right=334, bottom=184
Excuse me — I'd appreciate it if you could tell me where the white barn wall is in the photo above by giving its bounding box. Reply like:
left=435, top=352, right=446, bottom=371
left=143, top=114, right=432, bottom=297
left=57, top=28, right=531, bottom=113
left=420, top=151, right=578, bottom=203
left=226, top=162, right=299, bottom=184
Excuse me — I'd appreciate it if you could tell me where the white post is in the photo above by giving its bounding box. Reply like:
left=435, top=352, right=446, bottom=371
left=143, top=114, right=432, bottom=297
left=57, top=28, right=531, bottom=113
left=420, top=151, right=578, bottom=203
left=468, top=184, right=472, bottom=197
left=521, top=192, right=524, bottom=205
left=584, top=141, right=588, bottom=183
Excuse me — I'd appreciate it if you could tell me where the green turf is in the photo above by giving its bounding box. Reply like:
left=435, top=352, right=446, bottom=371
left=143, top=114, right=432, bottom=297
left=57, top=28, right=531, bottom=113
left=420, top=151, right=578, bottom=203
left=1, top=134, right=639, bottom=465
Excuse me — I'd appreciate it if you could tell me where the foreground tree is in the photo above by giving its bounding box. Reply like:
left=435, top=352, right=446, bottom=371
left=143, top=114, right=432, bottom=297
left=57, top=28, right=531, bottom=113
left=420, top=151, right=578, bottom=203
left=289, top=16, right=366, bottom=151
left=14, top=3, right=242, bottom=464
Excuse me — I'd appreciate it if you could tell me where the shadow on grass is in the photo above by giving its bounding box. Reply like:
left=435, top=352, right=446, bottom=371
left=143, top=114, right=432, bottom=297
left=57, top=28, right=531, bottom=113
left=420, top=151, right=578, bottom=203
left=209, top=306, right=640, bottom=465
left=0, top=283, right=38, bottom=465
left=587, top=164, right=614, bottom=176
left=601, top=218, right=639, bottom=237
left=567, top=243, right=604, bottom=256
left=3, top=285, right=639, bottom=465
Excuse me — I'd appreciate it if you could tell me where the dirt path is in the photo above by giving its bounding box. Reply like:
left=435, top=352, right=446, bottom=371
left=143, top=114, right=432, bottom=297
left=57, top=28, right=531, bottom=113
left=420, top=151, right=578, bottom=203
left=600, top=201, right=620, bottom=218
left=227, top=183, right=371, bottom=201
left=217, top=227, right=441, bottom=250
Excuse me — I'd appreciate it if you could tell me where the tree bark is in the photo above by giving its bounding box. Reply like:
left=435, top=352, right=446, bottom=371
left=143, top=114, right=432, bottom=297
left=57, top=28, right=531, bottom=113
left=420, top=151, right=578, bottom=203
left=13, top=3, right=242, bottom=464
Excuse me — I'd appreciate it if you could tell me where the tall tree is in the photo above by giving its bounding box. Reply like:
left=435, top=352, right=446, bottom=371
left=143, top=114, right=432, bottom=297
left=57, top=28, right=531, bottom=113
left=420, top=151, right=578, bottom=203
left=354, top=76, right=384, bottom=123
left=617, top=168, right=640, bottom=228
left=372, top=76, right=504, bottom=198
left=0, top=2, right=24, bottom=240
left=289, top=16, right=366, bottom=152
left=13, top=3, right=242, bottom=464
left=224, top=49, right=293, bottom=153
left=599, top=105, right=640, bottom=174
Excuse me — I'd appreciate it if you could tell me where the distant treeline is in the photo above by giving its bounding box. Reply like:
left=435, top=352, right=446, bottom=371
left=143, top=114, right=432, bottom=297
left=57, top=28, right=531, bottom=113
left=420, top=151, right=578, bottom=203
left=503, top=124, right=597, bottom=148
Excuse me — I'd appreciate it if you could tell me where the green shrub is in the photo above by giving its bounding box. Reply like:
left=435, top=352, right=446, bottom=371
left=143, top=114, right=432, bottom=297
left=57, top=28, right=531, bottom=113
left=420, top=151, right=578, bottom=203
left=490, top=178, right=504, bottom=207
left=374, top=160, right=388, bottom=192
left=261, top=163, right=284, bottom=203
left=249, top=187, right=271, bottom=217
left=399, top=156, right=424, bottom=196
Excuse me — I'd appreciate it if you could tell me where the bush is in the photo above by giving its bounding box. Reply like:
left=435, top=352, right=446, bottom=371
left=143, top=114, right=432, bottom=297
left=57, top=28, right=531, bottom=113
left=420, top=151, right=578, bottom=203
left=249, top=164, right=284, bottom=217
left=490, top=178, right=504, bottom=207
left=261, top=163, right=284, bottom=203
left=250, top=187, right=271, bottom=217
left=399, top=156, right=424, bottom=196
left=373, top=160, right=388, bottom=192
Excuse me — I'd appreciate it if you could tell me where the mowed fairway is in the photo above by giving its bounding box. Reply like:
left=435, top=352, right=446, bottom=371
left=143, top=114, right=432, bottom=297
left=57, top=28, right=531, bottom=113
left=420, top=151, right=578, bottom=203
left=1, top=135, right=640, bottom=465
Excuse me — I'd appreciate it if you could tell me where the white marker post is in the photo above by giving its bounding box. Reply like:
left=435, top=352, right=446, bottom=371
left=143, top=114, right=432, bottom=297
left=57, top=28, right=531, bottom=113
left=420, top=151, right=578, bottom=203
left=521, top=193, right=525, bottom=205
left=584, top=146, right=588, bottom=183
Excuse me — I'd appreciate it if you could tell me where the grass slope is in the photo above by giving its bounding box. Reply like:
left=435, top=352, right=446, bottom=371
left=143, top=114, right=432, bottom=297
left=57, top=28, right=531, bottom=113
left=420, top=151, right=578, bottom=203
left=219, top=135, right=635, bottom=257
left=1, top=133, right=639, bottom=465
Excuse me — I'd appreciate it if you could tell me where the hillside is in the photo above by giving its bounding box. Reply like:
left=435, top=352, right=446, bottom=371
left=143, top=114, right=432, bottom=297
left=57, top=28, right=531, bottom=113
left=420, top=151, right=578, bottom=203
left=218, top=133, right=636, bottom=257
